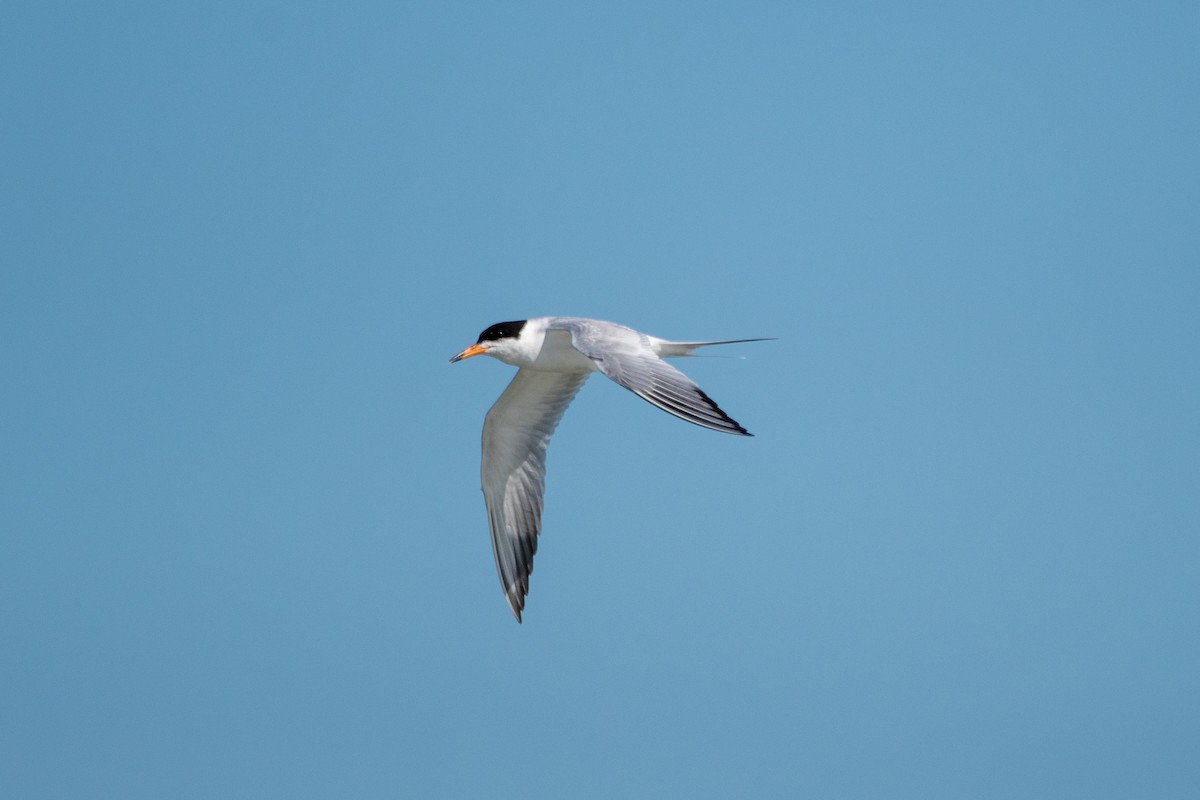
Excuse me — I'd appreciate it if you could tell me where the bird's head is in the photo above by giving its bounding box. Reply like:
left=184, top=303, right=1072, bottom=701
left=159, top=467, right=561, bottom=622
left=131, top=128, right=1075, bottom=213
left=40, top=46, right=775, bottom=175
left=449, top=320, right=529, bottom=364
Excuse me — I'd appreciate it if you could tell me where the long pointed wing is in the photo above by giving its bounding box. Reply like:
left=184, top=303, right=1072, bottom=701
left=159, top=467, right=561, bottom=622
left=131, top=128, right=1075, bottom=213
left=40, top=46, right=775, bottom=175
left=561, top=322, right=752, bottom=436
left=481, top=368, right=589, bottom=622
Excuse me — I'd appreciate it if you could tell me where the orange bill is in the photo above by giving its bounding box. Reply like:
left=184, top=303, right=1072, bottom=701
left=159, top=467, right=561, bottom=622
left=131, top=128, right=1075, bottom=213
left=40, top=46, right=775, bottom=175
left=449, top=343, right=490, bottom=363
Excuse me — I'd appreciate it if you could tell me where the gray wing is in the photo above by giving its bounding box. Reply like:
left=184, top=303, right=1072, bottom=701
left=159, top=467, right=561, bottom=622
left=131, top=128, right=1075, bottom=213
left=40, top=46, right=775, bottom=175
left=559, top=320, right=751, bottom=436
left=481, top=367, right=590, bottom=622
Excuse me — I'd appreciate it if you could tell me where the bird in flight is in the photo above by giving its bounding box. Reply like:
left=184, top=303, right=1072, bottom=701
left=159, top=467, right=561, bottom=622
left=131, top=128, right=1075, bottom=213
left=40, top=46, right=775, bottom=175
left=450, top=316, right=769, bottom=622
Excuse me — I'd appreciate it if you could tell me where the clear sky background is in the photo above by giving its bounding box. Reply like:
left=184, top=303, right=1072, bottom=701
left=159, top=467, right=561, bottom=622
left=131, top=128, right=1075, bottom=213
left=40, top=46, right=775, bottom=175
left=2, top=3, right=1197, bottom=798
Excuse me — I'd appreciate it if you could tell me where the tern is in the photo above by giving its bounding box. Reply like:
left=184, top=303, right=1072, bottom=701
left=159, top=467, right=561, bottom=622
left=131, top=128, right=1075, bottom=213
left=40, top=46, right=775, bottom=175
left=450, top=316, right=769, bottom=622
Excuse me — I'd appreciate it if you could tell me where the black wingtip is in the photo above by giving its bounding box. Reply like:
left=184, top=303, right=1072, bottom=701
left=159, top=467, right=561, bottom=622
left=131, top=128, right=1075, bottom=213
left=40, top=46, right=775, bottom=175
left=507, top=593, right=525, bottom=623
left=695, top=386, right=752, bottom=436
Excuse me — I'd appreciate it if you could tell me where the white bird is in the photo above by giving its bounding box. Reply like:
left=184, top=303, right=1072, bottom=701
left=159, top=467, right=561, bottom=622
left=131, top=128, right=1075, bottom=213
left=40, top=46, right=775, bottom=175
left=450, top=316, right=770, bottom=622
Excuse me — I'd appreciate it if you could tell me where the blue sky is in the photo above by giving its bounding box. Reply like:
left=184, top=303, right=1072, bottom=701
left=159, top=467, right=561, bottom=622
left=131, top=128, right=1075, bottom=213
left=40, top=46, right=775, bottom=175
left=2, top=3, right=1197, bottom=798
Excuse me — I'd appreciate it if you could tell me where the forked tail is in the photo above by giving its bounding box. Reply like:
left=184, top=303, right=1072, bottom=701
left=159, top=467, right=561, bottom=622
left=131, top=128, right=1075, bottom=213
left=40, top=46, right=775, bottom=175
left=653, top=337, right=775, bottom=358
